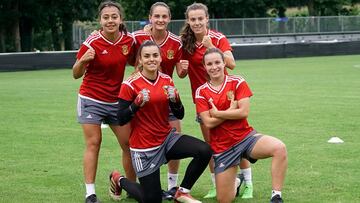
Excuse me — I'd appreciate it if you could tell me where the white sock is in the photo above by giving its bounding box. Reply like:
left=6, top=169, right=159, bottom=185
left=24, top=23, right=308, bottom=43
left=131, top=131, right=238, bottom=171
left=211, top=173, right=216, bottom=187
left=85, top=183, right=95, bottom=197
left=179, top=187, right=190, bottom=193
left=168, top=173, right=179, bottom=190
left=272, top=190, right=282, bottom=198
left=241, top=168, right=252, bottom=185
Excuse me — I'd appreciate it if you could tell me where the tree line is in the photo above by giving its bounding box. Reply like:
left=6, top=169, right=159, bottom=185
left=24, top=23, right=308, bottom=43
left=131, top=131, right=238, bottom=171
left=0, top=0, right=359, bottom=52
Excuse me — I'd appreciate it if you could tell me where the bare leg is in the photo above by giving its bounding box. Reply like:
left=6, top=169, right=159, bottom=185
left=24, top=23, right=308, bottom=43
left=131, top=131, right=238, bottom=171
left=216, top=166, right=237, bottom=203
left=250, top=135, right=287, bottom=191
left=111, top=123, right=136, bottom=182
left=82, top=124, right=102, bottom=184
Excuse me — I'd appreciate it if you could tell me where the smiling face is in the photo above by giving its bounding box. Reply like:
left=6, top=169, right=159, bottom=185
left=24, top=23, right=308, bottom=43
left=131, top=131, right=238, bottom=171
left=149, top=5, right=170, bottom=31
left=203, top=52, right=225, bottom=80
left=186, top=9, right=208, bottom=35
left=99, top=6, right=122, bottom=34
left=139, top=45, right=162, bottom=74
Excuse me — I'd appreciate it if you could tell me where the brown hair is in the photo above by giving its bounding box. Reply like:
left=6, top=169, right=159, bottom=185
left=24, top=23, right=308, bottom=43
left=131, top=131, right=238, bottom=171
left=180, top=3, right=209, bottom=54
left=149, top=2, right=171, bottom=18
left=98, top=1, right=127, bottom=34
left=202, top=48, right=224, bottom=65
left=135, top=40, right=161, bottom=72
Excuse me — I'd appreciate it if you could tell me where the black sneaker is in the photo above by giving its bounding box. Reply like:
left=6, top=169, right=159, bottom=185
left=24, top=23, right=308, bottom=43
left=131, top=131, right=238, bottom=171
left=236, top=173, right=244, bottom=197
left=162, top=187, right=178, bottom=200
left=270, top=194, right=283, bottom=203
left=85, top=194, right=101, bottom=203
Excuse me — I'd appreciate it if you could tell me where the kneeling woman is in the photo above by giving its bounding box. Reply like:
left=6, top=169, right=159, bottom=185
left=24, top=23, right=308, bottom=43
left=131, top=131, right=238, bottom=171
left=195, top=48, right=287, bottom=203
left=109, top=40, right=212, bottom=203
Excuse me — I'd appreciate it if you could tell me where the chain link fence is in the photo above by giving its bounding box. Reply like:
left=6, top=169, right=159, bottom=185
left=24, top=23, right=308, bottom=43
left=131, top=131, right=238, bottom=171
left=73, top=16, right=360, bottom=49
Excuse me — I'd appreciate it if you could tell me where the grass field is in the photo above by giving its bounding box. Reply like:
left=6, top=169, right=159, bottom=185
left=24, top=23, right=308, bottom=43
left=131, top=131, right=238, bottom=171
left=1, top=55, right=359, bottom=203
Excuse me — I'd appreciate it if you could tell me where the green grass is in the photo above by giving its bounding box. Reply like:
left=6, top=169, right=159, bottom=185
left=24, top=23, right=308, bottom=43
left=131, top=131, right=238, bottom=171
left=1, top=55, right=359, bottom=203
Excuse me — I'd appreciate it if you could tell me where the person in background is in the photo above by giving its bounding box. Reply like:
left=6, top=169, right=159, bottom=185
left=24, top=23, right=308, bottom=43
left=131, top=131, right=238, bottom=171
left=180, top=2, right=253, bottom=199
left=109, top=40, right=212, bottom=203
left=196, top=48, right=287, bottom=203
left=72, top=1, right=135, bottom=202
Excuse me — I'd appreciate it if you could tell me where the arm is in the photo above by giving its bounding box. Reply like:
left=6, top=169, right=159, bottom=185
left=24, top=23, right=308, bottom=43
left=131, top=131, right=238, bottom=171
left=199, top=110, right=225, bottom=129
left=209, top=97, right=250, bottom=120
left=223, top=50, right=236, bottom=70
left=72, top=48, right=95, bottom=79
left=117, top=99, right=140, bottom=125
left=117, top=89, right=150, bottom=125
left=165, top=86, right=184, bottom=119
left=175, top=60, right=189, bottom=78
left=169, top=100, right=184, bottom=119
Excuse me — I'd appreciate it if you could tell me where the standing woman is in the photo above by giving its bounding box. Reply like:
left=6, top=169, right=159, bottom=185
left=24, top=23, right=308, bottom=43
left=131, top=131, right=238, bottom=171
left=196, top=48, right=287, bottom=203
left=72, top=1, right=135, bottom=203
left=180, top=2, right=253, bottom=199
left=109, top=40, right=211, bottom=203
left=130, top=2, right=189, bottom=198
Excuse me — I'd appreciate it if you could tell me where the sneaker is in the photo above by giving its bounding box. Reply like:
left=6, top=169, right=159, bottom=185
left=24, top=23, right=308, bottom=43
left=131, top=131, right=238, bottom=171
left=85, top=194, right=101, bottom=203
left=241, top=184, right=253, bottom=199
left=236, top=174, right=244, bottom=197
left=174, top=190, right=202, bottom=203
left=109, top=170, right=123, bottom=201
left=162, top=187, right=178, bottom=200
left=203, top=187, right=216, bottom=198
left=270, top=194, right=283, bottom=203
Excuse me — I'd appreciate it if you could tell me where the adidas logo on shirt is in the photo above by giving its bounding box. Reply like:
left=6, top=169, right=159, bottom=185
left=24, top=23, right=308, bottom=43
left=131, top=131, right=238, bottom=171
left=150, top=163, right=156, bottom=168
left=86, top=114, right=93, bottom=119
left=219, top=163, right=225, bottom=168
left=101, top=50, right=108, bottom=54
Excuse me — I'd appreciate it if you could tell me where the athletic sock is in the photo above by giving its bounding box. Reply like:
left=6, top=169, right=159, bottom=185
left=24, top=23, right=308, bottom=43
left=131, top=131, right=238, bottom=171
left=272, top=190, right=282, bottom=198
left=241, top=168, right=252, bottom=185
left=210, top=173, right=216, bottom=187
left=168, top=173, right=179, bottom=190
left=85, top=183, right=95, bottom=197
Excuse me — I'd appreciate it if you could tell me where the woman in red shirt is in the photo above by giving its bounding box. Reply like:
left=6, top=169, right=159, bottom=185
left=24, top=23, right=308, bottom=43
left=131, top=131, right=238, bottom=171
left=195, top=48, right=288, bottom=203
left=72, top=1, right=135, bottom=202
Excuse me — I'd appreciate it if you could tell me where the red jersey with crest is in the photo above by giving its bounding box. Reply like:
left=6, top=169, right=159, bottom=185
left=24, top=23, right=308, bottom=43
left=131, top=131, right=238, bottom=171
left=195, top=75, right=253, bottom=153
left=119, top=71, right=174, bottom=149
left=133, top=30, right=182, bottom=78
left=182, top=30, right=232, bottom=103
left=76, top=31, right=134, bottom=103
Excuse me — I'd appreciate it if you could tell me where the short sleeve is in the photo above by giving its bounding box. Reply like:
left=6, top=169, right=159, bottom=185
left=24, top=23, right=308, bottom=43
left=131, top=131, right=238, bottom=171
left=235, top=81, right=253, bottom=100
left=118, top=83, right=135, bottom=101
left=217, top=36, right=232, bottom=52
left=195, top=90, right=210, bottom=113
left=76, top=44, right=89, bottom=60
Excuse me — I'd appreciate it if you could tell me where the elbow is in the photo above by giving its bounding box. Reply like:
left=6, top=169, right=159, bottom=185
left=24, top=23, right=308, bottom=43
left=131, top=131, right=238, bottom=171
left=73, top=73, right=81, bottom=79
left=203, top=121, right=215, bottom=129
left=227, top=61, right=236, bottom=70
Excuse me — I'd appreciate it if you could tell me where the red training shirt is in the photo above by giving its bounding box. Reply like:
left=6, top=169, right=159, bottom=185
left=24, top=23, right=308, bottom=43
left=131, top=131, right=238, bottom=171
left=119, top=71, right=174, bottom=149
left=195, top=75, right=253, bottom=154
left=182, top=29, right=232, bottom=103
left=133, top=30, right=182, bottom=78
left=77, top=31, right=134, bottom=103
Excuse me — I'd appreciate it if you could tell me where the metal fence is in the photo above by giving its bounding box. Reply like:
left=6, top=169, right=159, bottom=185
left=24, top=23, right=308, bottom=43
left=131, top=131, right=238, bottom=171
left=73, top=16, right=360, bottom=49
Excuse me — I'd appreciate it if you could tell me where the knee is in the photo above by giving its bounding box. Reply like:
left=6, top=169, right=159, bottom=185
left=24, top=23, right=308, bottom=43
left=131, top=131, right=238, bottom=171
left=273, top=141, right=287, bottom=160
left=217, top=194, right=234, bottom=203
left=197, top=142, right=212, bottom=160
left=86, top=138, right=102, bottom=152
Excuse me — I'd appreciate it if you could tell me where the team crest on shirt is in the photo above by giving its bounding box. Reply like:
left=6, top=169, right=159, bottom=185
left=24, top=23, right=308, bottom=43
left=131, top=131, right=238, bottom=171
left=122, top=45, right=129, bottom=55
left=227, top=91, right=234, bottom=100
left=167, top=50, right=174, bottom=59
